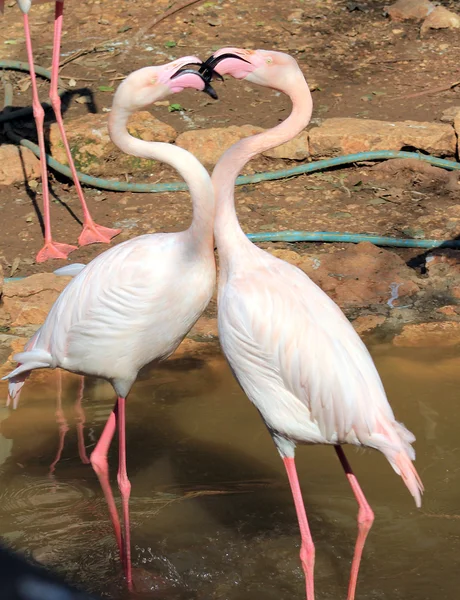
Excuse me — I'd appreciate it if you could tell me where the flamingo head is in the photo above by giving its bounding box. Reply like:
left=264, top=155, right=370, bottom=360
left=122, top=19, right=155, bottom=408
left=112, top=57, right=218, bottom=113
left=200, top=48, right=301, bottom=92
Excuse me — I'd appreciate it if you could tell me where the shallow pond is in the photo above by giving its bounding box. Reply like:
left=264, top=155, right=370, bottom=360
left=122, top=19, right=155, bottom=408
left=0, top=344, right=459, bottom=599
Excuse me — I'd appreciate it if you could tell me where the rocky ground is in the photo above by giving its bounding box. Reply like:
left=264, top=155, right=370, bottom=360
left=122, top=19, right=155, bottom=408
left=1, top=0, right=460, bottom=372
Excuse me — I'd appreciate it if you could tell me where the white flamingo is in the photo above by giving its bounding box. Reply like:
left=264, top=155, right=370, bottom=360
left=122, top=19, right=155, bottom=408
left=3, top=57, right=218, bottom=588
left=202, top=47, right=423, bottom=600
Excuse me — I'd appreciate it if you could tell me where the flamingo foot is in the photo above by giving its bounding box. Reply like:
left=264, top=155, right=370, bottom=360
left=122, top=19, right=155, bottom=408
left=36, top=240, right=78, bottom=263
left=78, top=222, right=121, bottom=247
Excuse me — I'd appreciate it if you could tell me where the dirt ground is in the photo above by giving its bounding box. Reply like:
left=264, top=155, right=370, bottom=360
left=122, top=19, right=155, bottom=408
left=1, top=0, right=460, bottom=277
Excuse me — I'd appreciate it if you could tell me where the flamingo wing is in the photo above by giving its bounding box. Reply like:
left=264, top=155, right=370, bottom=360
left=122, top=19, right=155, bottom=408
left=220, top=258, right=409, bottom=452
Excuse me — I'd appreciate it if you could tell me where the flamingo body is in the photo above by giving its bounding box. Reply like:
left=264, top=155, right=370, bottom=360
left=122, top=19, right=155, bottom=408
left=218, top=243, right=420, bottom=493
left=202, top=47, right=423, bottom=600
left=9, top=232, right=215, bottom=398
left=3, top=58, right=218, bottom=588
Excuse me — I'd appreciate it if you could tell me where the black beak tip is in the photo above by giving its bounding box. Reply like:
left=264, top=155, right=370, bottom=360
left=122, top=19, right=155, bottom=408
left=204, top=82, right=218, bottom=100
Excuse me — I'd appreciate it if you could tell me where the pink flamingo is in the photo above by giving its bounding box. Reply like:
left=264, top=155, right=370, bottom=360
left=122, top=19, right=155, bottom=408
left=0, top=0, right=121, bottom=261
left=3, top=57, right=218, bottom=588
left=202, top=48, right=424, bottom=600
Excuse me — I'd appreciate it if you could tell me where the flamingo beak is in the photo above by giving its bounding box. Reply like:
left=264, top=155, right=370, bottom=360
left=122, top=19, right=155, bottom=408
left=199, top=52, right=252, bottom=79
left=170, top=67, right=219, bottom=99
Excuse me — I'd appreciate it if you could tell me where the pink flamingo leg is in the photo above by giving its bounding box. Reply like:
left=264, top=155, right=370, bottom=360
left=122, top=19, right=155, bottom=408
left=90, top=406, right=124, bottom=564
left=116, top=396, right=132, bottom=589
left=49, top=370, right=69, bottom=480
left=23, top=13, right=77, bottom=263
left=74, top=376, right=90, bottom=465
left=334, top=446, right=375, bottom=600
left=49, top=1, right=121, bottom=248
left=90, top=398, right=133, bottom=589
left=283, top=457, right=315, bottom=600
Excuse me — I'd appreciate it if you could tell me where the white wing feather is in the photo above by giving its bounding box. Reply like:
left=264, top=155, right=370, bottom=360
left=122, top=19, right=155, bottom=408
left=219, top=254, right=411, bottom=455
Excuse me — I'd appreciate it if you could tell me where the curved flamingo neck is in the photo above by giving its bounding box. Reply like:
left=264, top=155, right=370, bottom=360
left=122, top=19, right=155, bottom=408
left=212, top=72, right=313, bottom=263
left=109, top=106, right=215, bottom=245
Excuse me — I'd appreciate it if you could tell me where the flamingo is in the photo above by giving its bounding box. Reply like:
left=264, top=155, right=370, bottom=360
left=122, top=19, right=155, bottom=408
left=201, top=48, right=424, bottom=600
left=0, top=0, right=121, bottom=261
left=2, top=57, right=218, bottom=588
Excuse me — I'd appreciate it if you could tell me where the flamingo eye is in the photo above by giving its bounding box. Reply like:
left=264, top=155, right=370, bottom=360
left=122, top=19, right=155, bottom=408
left=265, top=56, right=273, bottom=64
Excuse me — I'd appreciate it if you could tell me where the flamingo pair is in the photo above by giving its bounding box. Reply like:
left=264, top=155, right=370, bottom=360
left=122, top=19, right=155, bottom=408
left=1, top=0, right=120, bottom=262
left=3, top=49, right=423, bottom=600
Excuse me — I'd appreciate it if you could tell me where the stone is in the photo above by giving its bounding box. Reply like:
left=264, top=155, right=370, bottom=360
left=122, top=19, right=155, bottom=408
left=287, top=9, right=304, bottom=22
left=421, top=6, right=460, bottom=36
left=49, top=112, right=177, bottom=177
left=426, top=251, right=460, bottom=293
left=0, top=335, right=29, bottom=376
left=175, top=125, right=309, bottom=166
left=436, top=305, right=459, bottom=316
left=352, top=315, right=387, bottom=334
left=454, top=113, right=460, bottom=141
left=176, top=125, right=262, bottom=166
left=385, top=0, right=434, bottom=22
left=308, top=118, right=456, bottom=159
left=1, top=273, right=71, bottom=328
left=263, top=131, right=309, bottom=160
left=440, top=106, right=460, bottom=124
left=299, top=242, right=420, bottom=308
left=393, top=321, right=460, bottom=347
left=267, top=248, right=304, bottom=267
left=0, top=145, right=41, bottom=186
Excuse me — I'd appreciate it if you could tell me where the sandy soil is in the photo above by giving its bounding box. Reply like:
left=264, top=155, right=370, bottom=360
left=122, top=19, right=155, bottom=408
left=0, top=0, right=460, bottom=276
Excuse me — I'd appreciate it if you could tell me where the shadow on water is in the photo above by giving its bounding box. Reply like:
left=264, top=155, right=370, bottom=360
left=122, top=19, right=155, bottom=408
left=0, top=344, right=460, bottom=599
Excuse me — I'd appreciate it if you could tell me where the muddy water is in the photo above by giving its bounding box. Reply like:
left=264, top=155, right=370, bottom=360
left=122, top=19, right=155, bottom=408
left=0, top=344, right=459, bottom=599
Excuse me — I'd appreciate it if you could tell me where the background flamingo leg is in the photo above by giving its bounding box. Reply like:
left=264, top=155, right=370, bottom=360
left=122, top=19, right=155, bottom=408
left=334, top=445, right=375, bottom=600
left=49, top=1, right=121, bottom=248
left=23, top=12, right=77, bottom=262
left=90, top=404, right=124, bottom=571
left=283, top=456, right=315, bottom=600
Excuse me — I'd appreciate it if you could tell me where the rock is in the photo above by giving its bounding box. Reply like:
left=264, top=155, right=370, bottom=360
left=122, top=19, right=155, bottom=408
left=176, top=125, right=262, bottom=165
left=267, top=248, right=304, bottom=267
left=352, top=315, right=387, bottom=334
left=0, top=145, right=41, bottom=186
left=440, top=106, right=460, bottom=124
left=309, top=118, right=456, bottom=158
left=267, top=248, right=413, bottom=313
left=437, top=305, right=459, bottom=316
left=263, top=131, right=309, bottom=160
left=455, top=113, right=460, bottom=140
left=426, top=251, right=460, bottom=289
left=393, top=321, right=460, bottom=347
left=49, top=112, right=177, bottom=177
left=287, top=9, right=304, bottom=22
left=385, top=0, right=434, bottom=22
left=420, top=6, right=460, bottom=36
left=0, top=335, right=30, bottom=376
left=299, top=242, right=420, bottom=308
left=175, top=125, right=309, bottom=166
left=1, top=273, right=71, bottom=328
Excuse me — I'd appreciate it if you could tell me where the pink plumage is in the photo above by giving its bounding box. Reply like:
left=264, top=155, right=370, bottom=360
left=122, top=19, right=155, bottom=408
left=3, top=59, right=218, bottom=588
left=206, top=47, right=423, bottom=600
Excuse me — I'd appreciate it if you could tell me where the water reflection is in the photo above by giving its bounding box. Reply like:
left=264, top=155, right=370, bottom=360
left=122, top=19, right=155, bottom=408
left=0, top=345, right=459, bottom=599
